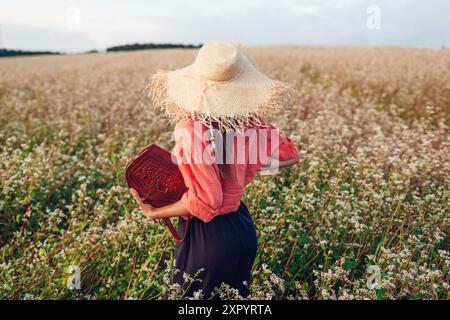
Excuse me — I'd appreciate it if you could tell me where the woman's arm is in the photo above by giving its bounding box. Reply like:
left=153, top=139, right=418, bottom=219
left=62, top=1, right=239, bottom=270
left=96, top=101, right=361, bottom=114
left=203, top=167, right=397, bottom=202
left=263, top=125, right=301, bottom=172
left=130, top=188, right=191, bottom=219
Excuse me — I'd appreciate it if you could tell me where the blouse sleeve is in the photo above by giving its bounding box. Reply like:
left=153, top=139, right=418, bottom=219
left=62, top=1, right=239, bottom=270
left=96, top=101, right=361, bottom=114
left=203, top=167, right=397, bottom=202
left=173, top=120, right=223, bottom=223
left=268, top=124, right=300, bottom=162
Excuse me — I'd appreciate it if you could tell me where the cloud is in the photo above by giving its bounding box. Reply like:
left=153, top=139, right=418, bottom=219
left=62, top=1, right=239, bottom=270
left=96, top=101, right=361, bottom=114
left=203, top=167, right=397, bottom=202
left=1, top=24, right=98, bottom=52
left=0, top=0, right=449, bottom=51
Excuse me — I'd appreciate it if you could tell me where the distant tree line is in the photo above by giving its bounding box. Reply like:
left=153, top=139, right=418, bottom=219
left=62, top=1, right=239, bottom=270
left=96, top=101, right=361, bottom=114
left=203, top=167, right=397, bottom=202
left=0, top=43, right=202, bottom=58
left=0, top=48, right=61, bottom=58
left=106, top=43, right=202, bottom=52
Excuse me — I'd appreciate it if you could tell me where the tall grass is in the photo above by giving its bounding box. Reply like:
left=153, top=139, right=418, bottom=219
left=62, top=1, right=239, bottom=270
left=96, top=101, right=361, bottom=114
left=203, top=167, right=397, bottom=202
left=0, top=47, right=449, bottom=299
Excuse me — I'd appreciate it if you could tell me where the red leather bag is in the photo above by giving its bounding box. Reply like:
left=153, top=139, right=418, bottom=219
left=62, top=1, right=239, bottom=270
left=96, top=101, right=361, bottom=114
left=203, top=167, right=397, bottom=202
left=125, top=144, right=190, bottom=242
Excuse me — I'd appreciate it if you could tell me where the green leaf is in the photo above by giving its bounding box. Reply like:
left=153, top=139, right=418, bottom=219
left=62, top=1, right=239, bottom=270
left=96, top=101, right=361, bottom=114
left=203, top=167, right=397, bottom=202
left=375, top=288, right=386, bottom=300
left=344, top=259, right=358, bottom=270
left=301, top=282, right=309, bottom=291
left=299, top=231, right=310, bottom=245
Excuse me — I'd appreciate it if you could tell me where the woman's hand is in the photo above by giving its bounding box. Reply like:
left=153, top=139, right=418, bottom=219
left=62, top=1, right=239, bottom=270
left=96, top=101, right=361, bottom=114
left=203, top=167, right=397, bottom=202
left=261, top=154, right=300, bottom=170
left=130, top=189, right=192, bottom=220
left=130, top=188, right=159, bottom=219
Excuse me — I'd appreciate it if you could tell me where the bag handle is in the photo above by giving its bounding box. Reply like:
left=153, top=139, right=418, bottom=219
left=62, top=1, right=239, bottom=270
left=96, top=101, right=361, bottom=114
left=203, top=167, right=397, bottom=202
left=141, top=189, right=191, bottom=242
left=163, top=217, right=190, bottom=242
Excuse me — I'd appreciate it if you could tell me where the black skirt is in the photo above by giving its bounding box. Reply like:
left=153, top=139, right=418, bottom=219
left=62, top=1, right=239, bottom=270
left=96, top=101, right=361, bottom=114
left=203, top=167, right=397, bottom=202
left=173, top=201, right=257, bottom=299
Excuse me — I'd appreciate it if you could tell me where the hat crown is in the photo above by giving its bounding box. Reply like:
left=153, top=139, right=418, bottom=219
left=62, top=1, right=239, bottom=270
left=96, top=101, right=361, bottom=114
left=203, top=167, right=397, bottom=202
left=195, top=41, right=242, bottom=82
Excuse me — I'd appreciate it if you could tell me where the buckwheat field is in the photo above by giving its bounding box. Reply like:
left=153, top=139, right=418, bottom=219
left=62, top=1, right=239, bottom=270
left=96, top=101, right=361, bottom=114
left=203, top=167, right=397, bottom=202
left=0, top=47, right=449, bottom=300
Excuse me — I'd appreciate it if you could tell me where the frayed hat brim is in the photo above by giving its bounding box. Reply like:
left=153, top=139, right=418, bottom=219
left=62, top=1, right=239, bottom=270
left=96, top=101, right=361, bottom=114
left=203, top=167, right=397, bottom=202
left=148, top=44, right=294, bottom=131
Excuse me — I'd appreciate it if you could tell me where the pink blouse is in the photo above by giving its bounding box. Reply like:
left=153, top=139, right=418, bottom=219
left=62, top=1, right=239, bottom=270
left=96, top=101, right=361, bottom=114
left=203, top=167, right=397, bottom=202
left=173, top=119, right=300, bottom=222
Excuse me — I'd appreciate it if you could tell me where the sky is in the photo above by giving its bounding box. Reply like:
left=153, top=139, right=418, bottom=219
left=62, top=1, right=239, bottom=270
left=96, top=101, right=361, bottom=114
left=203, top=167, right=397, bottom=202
left=0, top=0, right=449, bottom=52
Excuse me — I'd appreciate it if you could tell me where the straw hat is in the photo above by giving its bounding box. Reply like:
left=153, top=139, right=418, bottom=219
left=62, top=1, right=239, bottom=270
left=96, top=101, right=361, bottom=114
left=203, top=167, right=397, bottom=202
left=149, top=41, right=292, bottom=132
